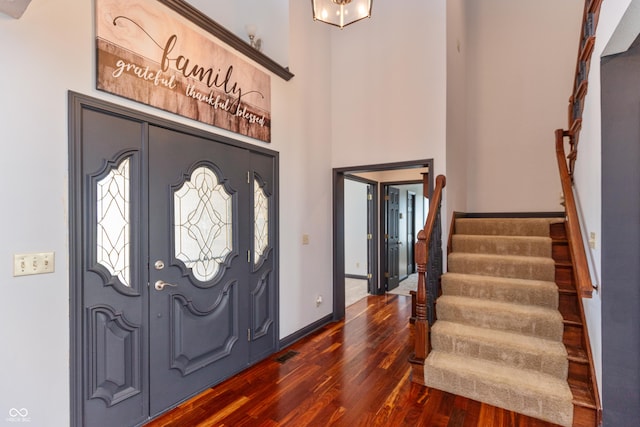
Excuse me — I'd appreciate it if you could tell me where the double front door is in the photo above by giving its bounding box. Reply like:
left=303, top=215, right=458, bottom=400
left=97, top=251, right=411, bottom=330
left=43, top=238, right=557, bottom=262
left=72, top=99, right=277, bottom=427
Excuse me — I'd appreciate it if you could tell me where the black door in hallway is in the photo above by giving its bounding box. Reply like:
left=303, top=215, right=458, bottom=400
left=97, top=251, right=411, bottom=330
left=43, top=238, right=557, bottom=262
left=385, top=186, right=400, bottom=290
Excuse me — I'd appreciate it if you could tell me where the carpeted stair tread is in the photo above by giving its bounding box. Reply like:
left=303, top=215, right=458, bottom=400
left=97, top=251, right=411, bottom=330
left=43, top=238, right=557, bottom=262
left=424, top=351, right=573, bottom=426
left=431, top=321, right=568, bottom=379
left=448, top=252, right=556, bottom=281
left=454, top=217, right=562, bottom=237
left=437, top=295, right=564, bottom=341
left=452, top=234, right=552, bottom=257
left=441, top=272, right=558, bottom=308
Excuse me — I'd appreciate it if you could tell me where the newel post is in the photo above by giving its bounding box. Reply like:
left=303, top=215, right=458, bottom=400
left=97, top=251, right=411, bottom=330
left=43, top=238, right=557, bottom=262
left=409, top=229, right=429, bottom=384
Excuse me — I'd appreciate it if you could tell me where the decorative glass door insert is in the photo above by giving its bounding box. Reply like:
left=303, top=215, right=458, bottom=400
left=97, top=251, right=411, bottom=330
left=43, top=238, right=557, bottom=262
left=173, top=165, right=233, bottom=282
left=96, top=157, right=131, bottom=287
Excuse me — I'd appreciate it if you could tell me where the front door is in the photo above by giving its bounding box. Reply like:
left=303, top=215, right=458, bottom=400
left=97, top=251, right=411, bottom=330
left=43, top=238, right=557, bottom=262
left=71, top=97, right=277, bottom=427
left=147, top=126, right=251, bottom=414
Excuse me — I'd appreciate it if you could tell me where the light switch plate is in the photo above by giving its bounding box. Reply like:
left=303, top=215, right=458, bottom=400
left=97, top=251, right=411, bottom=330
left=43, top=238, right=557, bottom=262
left=14, top=252, right=55, bottom=276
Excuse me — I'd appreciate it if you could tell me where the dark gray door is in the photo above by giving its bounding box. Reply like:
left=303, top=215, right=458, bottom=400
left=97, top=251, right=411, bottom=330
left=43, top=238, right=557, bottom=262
left=385, top=186, right=400, bottom=290
left=78, top=109, right=148, bottom=427
left=147, top=126, right=251, bottom=415
left=247, top=151, right=277, bottom=364
left=72, top=99, right=277, bottom=427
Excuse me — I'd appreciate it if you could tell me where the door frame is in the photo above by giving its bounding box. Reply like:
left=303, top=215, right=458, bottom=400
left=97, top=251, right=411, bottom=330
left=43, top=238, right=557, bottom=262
left=406, top=191, right=416, bottom=275
left=332, top=159, right=433, bottom=321
left=68, top=92, right=280, bottom=427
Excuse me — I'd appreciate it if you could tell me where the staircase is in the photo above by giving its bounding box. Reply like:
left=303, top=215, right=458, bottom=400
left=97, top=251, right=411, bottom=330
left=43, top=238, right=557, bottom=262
left=424, top=216, right=574, bottom=426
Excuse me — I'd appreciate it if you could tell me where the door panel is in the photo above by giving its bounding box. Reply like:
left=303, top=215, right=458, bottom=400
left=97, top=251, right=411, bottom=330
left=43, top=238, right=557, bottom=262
left=248, top=151, right=277, bottom=363
left=80, top=110, right=147, bottom=427
left=148, top=126, right=250, bottom=414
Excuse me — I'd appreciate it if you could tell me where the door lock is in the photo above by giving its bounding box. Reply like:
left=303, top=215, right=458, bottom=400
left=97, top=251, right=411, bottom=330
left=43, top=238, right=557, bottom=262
left=154, top=260, right=165, bottom=270
left=154, top=280, right=178, bottom=291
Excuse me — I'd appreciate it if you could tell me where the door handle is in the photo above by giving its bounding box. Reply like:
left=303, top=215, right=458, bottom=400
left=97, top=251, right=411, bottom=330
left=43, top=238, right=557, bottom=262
left=154, top=280, right=178, bottom=291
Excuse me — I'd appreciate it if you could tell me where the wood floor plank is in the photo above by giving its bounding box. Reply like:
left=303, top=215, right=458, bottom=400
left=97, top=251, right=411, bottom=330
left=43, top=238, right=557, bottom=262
left=144, top=294, right=579, bottom=427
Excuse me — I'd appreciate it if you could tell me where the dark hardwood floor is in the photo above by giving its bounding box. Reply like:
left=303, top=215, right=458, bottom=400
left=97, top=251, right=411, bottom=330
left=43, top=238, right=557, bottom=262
left=145, top=294, right=563, bottom=427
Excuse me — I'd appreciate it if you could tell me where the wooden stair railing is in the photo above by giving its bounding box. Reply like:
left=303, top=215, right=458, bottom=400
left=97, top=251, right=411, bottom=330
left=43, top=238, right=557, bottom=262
left=409, top=174, right=446, bottom=385
left=555, top=130, right=595, bottom=299
left=556, top=1, right=603, bottom=424
left=556, top=129, right=601, bottom=425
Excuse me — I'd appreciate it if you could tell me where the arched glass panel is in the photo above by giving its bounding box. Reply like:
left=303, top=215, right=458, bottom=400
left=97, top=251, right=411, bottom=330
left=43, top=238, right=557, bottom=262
left=96, top=157, right=131, bottom=287
left=254, top=178, right=269, bottom=265
left=174, top=166, right=233, bottom=281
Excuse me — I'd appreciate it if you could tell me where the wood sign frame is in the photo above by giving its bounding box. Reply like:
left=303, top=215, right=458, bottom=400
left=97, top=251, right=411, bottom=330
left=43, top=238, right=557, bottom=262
left=96, top=0, right=272, bottom=142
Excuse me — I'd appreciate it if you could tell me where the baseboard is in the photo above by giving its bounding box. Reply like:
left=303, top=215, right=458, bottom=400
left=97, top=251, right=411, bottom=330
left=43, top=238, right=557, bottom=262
left=279, top=313, right=334, bottom=349
left=345, top=274, right=368, bottom=280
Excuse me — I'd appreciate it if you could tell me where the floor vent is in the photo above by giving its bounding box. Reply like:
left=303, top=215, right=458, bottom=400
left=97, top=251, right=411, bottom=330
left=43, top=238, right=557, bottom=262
left=274, top=350, right=299, bottom=364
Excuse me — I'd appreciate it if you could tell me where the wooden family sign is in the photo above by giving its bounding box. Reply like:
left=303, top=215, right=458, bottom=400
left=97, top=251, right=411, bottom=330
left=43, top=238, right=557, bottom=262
left=96, top=0, right=271, bottom=142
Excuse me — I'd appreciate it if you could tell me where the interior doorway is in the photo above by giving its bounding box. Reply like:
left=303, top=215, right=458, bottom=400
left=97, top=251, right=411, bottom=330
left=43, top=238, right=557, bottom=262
left=343, top=177, right=376, bottom=307
left=333, top=159, right=433, bottom=320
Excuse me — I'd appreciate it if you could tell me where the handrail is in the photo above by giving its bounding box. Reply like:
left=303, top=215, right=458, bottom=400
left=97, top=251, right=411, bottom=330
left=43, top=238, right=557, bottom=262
left=555, top=129, right=594, bottom=298
left=409, top=174, right=446, bottom=377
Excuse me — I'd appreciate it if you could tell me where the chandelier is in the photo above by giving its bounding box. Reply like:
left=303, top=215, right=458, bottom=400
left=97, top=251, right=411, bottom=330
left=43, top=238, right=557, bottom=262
left=311, top=0, right=372, bottom=29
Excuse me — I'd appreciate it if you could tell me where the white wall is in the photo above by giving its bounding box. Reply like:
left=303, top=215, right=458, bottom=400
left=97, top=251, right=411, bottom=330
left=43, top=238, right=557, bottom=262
left=465, top=0, right=583, bottom=212
left=0, top=0, right=333, bottom=424
left=186, top=0, right=290, bottom=66
left=330, top=0, right=448, bottom=180
left=446, top=0, right=469, bottom=219
left=576, top=0, right=635, bottom=399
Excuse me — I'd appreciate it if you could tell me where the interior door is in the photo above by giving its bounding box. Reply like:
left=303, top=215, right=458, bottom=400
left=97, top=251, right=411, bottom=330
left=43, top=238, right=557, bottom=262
left=385, top=186, right=400, bottom=290
left=147, top=126, right=251, bottom=415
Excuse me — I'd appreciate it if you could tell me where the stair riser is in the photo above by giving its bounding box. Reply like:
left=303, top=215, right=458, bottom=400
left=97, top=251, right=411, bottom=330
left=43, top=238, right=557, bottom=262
left=452, top=235, right=551, bottom=258
left=455, top=218, right=558, bottom=237
left=442, top=276, right=558, bottom=309
left=448, top=255, right=555, bottom=282
left=437, top=301, right=564, bottom=341
left=431, top=331, right=568, bottom=379
left=552, top=242, right=571, bottom=263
